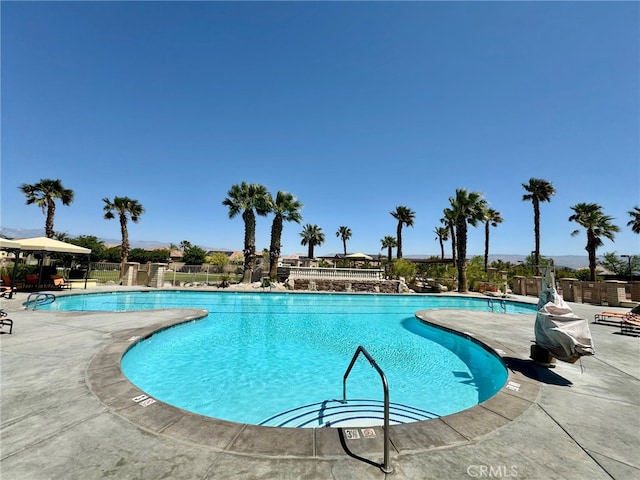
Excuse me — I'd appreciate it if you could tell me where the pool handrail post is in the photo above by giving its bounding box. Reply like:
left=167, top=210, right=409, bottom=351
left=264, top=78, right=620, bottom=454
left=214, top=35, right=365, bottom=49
left=342, top=345, right=393, bottom=474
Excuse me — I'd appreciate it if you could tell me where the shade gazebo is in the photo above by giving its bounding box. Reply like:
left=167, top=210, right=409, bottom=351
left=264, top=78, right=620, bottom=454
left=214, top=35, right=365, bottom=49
left=10, top=237, right=92, bottom=292
left=344, top=252, right=374, bottom=261
left=0, top=239, right=22, bottom=298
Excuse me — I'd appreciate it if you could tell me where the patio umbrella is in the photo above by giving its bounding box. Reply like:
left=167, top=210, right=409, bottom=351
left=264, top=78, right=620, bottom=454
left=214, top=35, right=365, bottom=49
left=533, top=263, right=595, bottom=363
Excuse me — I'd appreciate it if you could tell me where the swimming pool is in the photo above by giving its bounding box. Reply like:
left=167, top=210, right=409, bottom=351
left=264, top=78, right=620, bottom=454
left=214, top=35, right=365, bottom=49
left=45, top=291, right=535, bottom=427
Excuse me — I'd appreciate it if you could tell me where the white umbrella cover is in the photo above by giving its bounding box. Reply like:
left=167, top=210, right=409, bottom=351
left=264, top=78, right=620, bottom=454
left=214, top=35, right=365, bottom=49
left=534, top=264, right=595, bottom=363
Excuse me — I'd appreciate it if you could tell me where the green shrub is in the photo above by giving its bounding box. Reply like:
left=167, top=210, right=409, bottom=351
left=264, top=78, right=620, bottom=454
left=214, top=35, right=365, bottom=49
left=390, top=259, right=416, bottom=283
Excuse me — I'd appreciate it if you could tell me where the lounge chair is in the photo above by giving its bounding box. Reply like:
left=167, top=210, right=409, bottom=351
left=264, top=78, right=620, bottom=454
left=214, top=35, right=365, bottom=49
left=25, top=274, right=39, bottom=289
left=1, top=286, right=15, bottom=298
left=621, top=314, right=640, bottom=336
left=596, top=304, right=640, bottom=324
left=51, top=275, right=71, bottom=290
left=2, top=274, right=23, bottom=290
left=0, top=309, right=13, bottom=334
left=593, top=311, right=630, bottom=326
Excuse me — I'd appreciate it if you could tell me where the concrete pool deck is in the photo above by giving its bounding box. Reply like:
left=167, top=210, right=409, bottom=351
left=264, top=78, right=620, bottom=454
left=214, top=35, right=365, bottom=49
left=1, top=287, right=638, bottom=479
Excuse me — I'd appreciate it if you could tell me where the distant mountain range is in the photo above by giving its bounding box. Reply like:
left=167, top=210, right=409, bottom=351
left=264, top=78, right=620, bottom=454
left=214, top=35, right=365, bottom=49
left=1, top=226, right=590, bottom=269
left=402, top=254, right=589, bottom=269
left=474, top=255, right=589, bottom=270
left=0, top=226, right=227, bottom=251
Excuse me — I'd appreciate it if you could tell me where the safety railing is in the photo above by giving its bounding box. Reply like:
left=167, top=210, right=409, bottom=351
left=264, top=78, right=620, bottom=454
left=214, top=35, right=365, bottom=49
left=487, top=298, right=507, bottom=313
left=342, top=345, right=393, bottom=474
left=25, top=292, right=56, bottom=310
left=289, top=267, right=383, bottom=281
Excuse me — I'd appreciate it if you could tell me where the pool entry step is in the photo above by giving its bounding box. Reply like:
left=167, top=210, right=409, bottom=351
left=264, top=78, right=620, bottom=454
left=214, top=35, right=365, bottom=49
left=259, top=399, right=439, bottom=428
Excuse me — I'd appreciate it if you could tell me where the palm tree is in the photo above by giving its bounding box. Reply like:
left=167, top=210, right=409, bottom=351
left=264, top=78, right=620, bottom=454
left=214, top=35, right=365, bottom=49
left=390, top=206, right=415, bottom=259
left=299, top=224, right=325, bottom=259
left=268, top=191, right=303, bottom=279
left=102, top=196, right=145, bottom=264
left=19, top=179, right=74, bottom=238
left=628, top=206, right=640, bottom=234
left=54, top=231, right=70, bottom=242
left=483, top=208, right=503, bottom=272
left=336, top=226, right=352, bottom=256
left=434, top=226, right=449, bottom=260
left=380, top=235, right=397, bottom=263
left=448, top=188, right=488, bottom=292
left=522, top=178, right=556, bottom=270
left=569, top=203, right=620, bottom=281
left=441, top=209, right=456, bottom=264
left=222, top=182, right=271, bottom=283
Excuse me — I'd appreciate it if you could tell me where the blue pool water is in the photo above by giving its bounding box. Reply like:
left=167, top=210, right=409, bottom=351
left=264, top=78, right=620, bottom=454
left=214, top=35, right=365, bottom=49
left=44, top=291, right=535, bottom=427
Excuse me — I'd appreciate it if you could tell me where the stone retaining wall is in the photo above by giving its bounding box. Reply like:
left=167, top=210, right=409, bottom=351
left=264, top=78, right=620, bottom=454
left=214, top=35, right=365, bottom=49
left=286, top=278, right=400, bottom=293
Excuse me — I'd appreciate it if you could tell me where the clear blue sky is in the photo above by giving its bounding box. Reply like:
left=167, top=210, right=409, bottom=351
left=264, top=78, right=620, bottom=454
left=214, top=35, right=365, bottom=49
left=2, top=1, right=638, bottom=258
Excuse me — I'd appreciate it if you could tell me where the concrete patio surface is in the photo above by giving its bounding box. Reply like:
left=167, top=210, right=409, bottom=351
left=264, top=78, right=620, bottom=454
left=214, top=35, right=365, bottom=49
left=1, top=287, right=638, bottom=479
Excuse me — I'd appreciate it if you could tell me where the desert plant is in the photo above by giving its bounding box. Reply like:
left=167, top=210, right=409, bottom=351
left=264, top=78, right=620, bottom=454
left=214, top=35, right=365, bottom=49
left=390, top=258, right=416, bottom=283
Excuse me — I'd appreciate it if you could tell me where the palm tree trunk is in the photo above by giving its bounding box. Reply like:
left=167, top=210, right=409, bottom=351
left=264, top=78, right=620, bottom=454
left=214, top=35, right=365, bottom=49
left=242, top=210, right=256, bottom=283
left=396, top=224, right=403, bottom=259
left=449, top=225, right=456, bottom=264
left=456, top=221, right=468, bottom=292
left=269, top=216, right=283, bottom=279
left=120, top=216, right=129, bottom=264
left=484, top=222, right=490, bottom=272
left=46, top=202, right=56, bottom=238
left=587, top=232, right=597, bottom=281
left=533, top=200, right=541, bottom=270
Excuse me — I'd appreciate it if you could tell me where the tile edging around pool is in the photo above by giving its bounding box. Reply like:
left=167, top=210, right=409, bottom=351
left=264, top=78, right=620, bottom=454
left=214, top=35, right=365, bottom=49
left=85, top=308, right=541, bottom=460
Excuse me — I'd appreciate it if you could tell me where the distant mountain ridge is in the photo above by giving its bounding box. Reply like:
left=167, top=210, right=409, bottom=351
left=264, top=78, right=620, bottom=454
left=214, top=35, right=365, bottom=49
left=404, top=254, right=589, bottom=269
left=487, top=254, right=588, bottom=269
left=1, top=226, right=589, bottom=269
left=0, top=226, right=223, bottom=252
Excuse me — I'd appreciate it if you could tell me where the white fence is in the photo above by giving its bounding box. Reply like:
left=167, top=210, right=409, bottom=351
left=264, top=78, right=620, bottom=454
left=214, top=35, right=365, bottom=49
left=288, top=267, right=384, bottom=281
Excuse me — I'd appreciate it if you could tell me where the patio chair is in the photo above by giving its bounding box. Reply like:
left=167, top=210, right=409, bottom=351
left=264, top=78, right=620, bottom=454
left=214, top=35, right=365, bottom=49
left=25, top=274, right=39, bottom=289
left=0, top=309, right=13, bottom=334
left=2, top=274, right=23, bottom=290
left=51, top=275, right=71, bottom=290
left=1, top=286, right=15, bottom=298
left=593, top=311, right=630, bottom=326
left=621, top=313, right=640, bottom=336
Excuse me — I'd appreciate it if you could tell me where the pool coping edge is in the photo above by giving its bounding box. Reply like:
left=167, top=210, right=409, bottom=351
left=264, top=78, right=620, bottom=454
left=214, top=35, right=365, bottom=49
left=85, top=307, right=541, bottom=461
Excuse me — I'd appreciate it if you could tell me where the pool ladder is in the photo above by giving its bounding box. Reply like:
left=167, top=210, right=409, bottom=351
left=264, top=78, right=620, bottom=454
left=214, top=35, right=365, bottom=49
left=343, top=345, right=393, bottom=474
left=487, top=298, right=507, bottom=313
left=25, top=292, right=56, bottom=310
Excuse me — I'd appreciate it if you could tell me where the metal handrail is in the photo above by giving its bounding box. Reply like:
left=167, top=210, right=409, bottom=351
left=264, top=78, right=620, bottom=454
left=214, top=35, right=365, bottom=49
left=342, top=345, right=393, bottom=474
left=487, top=298, right=507, bottom=313
left=25, top=292, right=56, bottom=310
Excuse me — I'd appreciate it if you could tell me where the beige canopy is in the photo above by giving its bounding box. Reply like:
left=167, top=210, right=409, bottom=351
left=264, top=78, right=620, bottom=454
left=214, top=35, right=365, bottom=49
left=1, top=237, right=91, bottom=296
left=0, top=238, right=21, bottom=250
left=15, top=237, right=91, bottom=255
